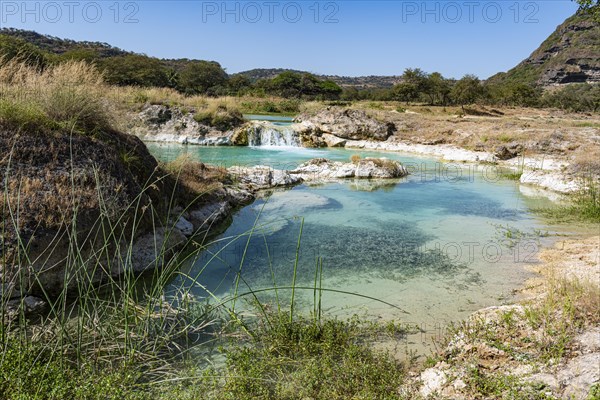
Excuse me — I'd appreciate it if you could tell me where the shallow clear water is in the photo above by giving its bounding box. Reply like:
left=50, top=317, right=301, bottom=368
left=148, top=142, right=561, bottom=354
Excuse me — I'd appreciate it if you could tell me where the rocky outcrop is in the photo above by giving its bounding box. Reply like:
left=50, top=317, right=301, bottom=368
left=228, top=165, right=303, bottom=189
left=0, top=124, right=161, bottom=299
left=131, top=104, right=234, bottom=145
left=0, top=122, right=253, bottom=307
left=291, top=158, right=408, bottom=180
left=227, top=158, right=409, bottom=188
left=294, top=107, right=396, bottom=145
left=490, top=13, right=600, bottom=86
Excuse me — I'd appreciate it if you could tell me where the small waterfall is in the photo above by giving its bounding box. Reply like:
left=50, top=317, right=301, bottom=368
left=247, top=124, right=300, bottom=147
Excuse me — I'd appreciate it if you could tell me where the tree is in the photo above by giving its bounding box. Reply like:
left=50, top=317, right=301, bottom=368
left=268, top=71, right=303, bottom=97
left=341, top=87, right=360, bottom=101
left=392, top=68, right=430, bottom=104
left=451, top=74, right=485, bottom=111
left=317, top=80, right=342, bottom=100
left=0, top=34, right=52, bottom=68
left=266, top=72, right=341, bottom=99
left=227, top=75, right=252, bottom=95
left=425, top=72, right=451, bottom=105
left=574, top=0, right=599, bottom=22
left=177, top=60, right=228, bottom=95
left=99, top=55, right=170, bottom=87
left=392, top=82, right=419, bottom=104
left=60, top=47, right=101, bottom=63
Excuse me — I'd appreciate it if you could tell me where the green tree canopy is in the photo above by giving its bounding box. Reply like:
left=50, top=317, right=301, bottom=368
left=99, top=54, right=171, bottom=87
left=264, top=72, right=342, bottom=99
left=177, top=60, right=228, bottom=95
left=0, top=34, right=52, bottom=68
left=451, top=74, right=485, bottom=109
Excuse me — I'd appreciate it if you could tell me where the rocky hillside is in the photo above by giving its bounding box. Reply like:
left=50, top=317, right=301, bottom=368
left=490, top=13, right=600, bottom=86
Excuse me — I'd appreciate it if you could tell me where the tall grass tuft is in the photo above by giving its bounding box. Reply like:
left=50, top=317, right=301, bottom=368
left=0, top=59, right=112, bottom=134
left=535, top=175, right=600, bottom=223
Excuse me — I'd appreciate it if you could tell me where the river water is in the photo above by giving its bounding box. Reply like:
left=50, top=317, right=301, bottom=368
left=146, top=137, right=564, bottom=354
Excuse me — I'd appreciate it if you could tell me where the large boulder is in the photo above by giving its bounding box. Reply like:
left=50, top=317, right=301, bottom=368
left=494, top=142, right=523, bottom=160
left=0, top=126, right=162, bottom=297
left=294, top=107, right=396, bottom=144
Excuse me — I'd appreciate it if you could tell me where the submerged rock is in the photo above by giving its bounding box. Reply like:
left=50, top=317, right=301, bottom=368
left=258, top=191, right=341, bottom=215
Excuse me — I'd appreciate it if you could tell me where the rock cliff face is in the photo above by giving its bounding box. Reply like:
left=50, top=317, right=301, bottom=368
left=490, top=13, right=600, bottom=86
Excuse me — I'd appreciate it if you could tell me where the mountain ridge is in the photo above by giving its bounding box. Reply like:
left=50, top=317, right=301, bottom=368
left=2, top=11, right=598, bottom=89
left=488, top=12, right=600, bottom=86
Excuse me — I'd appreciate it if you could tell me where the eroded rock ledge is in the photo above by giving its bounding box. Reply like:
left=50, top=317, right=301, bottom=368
left=227, top=157, right=409, bottom=189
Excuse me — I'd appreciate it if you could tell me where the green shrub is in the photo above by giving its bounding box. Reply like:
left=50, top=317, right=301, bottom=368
left=541, top=84, right=600, bottom=113
left=0, top=100, right=55, bottom=132
left=216, top=314, right=407, bottom=399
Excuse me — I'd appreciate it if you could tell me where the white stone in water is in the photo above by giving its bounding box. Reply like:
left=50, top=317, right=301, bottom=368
left=322, top=133, right=347, bottom=147
left=228, top=165, right=303, bottom=188
left=291, top=158, right=407, bottom=181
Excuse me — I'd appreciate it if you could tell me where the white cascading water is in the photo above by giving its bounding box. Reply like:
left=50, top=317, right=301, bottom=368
left=247, top=124, right=300, bottom=147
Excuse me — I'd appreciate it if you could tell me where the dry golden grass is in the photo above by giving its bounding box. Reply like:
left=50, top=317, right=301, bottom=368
left=163, top=154, right=228, bottom=205
left=0, top=59, right=112, bottom=133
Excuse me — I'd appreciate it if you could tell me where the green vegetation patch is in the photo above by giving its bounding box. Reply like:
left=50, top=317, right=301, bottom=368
left=208, top=314, right=409, bottom=399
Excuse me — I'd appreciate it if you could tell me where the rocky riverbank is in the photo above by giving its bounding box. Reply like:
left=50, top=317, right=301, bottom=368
left=131, top=104, right=598, bottom=194
left=3, top=149, right=408, bottom=317
left=412, top=236, right=600, bottom=399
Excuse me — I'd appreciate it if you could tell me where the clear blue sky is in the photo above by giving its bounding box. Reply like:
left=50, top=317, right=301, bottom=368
left=0, top=1, right=579, bottom=78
